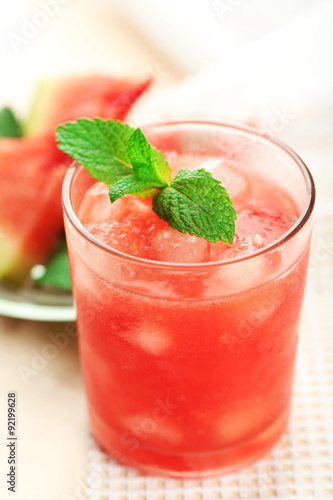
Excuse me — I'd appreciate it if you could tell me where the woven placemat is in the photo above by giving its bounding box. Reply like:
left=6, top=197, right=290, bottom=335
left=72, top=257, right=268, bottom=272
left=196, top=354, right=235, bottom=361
left=85, top=214, right=333, bottom=500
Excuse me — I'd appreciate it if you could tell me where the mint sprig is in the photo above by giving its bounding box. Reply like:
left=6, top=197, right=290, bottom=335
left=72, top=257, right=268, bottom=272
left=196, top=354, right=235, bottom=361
left=57, top=119, right=236, bottom=244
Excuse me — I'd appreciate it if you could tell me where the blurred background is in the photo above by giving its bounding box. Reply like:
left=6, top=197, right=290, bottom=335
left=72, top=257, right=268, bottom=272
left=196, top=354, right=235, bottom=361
left=2, top=0, right=333, bottom=206
left=2, top=0, right=332, bottom=126
left=1, top=1, right=332, bottom=499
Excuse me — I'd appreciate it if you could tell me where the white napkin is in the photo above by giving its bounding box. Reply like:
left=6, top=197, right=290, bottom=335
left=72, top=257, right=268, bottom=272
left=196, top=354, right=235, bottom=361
left=104, top=0, right=235, bottom=74
left=110, top=0, right=333, bottom=132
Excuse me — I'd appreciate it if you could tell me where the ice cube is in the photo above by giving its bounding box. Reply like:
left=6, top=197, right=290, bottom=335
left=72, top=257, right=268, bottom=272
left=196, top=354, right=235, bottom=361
left=215, top=249, right=267, bottom=293
left=122, top=323, right=172, bottom=356
left=123, top=413, right=182, bottom=446
left=216, top=402, right=268, bottom=445
left=109, top=195, right=152, bottom=222
left=70, top=249, right=111, bottom=304
left=149, top=227, right=209, bottom=263
left=86, top=217, right=148, bottom=258
left=78, top=182, right=113, bottom=224
left=209, top=235, right=257, bottom=262
left=245, top=297, right=278, bottom=328
left=79, top=184, right=152, bottom=225
left=136, top=326, right=171, bottom=355
left=236, top=204, right=293, bottom=244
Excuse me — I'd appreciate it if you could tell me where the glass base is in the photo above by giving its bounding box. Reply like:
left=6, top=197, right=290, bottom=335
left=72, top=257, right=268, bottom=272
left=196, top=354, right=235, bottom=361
left=90, top=407, right=289, bottom=479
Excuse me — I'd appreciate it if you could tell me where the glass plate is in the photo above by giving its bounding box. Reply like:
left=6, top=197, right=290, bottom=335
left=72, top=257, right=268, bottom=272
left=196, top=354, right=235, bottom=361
left=0, top=282, right=76, bottom=322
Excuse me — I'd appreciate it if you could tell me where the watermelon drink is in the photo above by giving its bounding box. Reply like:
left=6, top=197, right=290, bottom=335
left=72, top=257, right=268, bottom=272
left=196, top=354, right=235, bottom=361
left=62, top=122, right=315, bottom=477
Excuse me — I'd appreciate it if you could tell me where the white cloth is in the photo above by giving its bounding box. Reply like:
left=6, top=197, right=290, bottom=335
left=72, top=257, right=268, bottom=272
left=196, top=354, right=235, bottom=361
left=121, top=0, right=333, bottom=129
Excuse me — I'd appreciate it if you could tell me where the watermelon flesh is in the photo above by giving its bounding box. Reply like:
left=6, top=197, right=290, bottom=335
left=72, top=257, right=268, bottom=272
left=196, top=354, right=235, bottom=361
left=1, top=75, right=151, bottom=285
left=0, top=135, right=71, bottom=284
left=26, top=76, right=151, bottom=136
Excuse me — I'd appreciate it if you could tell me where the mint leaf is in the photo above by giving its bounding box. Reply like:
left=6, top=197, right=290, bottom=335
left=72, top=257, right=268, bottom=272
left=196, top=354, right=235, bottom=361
left=108, top=128, right=171, bottom=202
left=153, top=169, right=236, bottom=243
left=133, top=187, right=161, bottom=199
left=35, top=237, right=71, bottom=291
left=56, top=118, right=237, bottom=244
left=109, top=175, right=163, bottom=203
left=56, top=119, right=134, bottom=184
left=0, top=107, right=23, bottom=137
left=127, top=128, right=172, bottom=185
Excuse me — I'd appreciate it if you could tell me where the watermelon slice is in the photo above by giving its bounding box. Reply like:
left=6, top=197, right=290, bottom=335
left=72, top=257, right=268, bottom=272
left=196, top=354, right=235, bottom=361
left=0, top=75, right=151, bottom=285
left=26, top=75, right=151, bottom=136
left=0, top=134, right=71, bottom=284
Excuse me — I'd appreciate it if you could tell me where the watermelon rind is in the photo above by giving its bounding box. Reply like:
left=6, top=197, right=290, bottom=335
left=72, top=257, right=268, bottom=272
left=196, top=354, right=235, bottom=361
left=24, top=79, right=56, bottom=136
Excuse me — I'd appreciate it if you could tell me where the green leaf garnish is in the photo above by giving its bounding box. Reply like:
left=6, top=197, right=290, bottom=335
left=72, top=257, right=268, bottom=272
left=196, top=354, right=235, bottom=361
left=108, top=175, right=163, bottom=203
left=57, top=119, right=236, bottom=244
left=57, top=118, right=134, bottom=183
left=0, top=107, right=23, bottom=137
left=153, top=169, right=236, bottom=244
left=127, top=128, right=171, bottom=185
left=35, top=237, right=71, bottom=291
left=108, top=128, right=171, bottom=202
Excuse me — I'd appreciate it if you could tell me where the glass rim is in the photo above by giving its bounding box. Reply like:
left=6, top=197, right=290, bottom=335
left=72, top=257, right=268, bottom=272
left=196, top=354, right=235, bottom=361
left=62, top=119, right=315, bottom=270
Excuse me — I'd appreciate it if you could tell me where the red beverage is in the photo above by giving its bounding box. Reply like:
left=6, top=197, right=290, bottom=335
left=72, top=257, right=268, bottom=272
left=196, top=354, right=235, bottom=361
left=63, top=122, right=315, bottom=477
